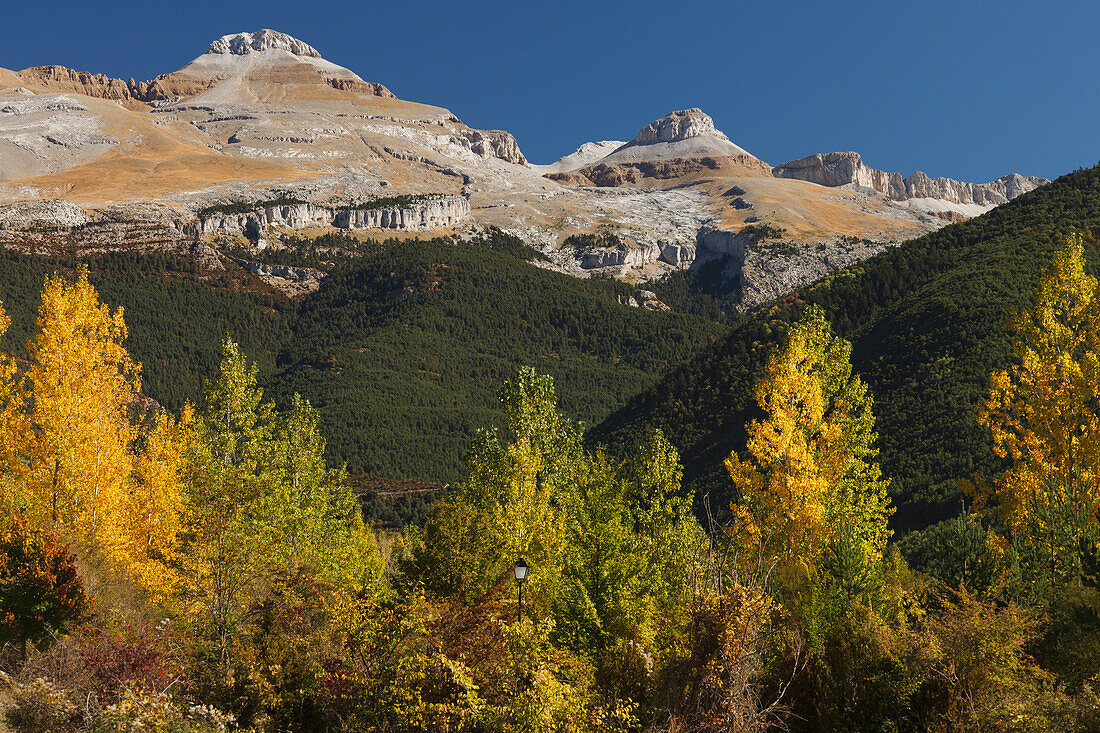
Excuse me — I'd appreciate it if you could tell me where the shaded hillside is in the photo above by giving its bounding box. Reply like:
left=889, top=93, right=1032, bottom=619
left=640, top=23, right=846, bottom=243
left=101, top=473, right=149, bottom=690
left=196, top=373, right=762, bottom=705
left=0, top=250, right=293, bottom=408
left=267, top=240, right=727, bottom=480
left=592, top=165, right=1100, bottom=530
left=0, top=238, right=725, bottom=483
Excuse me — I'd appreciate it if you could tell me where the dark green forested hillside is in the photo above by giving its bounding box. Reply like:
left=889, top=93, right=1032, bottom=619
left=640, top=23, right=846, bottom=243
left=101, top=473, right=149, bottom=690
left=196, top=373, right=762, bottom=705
left=593, top=164, right=1100, bottom=531
left=0, top=251, right=293, bottom=409
left=0, top=238, right=725, bottom=483
left=266, top=240, right=727, bottom=479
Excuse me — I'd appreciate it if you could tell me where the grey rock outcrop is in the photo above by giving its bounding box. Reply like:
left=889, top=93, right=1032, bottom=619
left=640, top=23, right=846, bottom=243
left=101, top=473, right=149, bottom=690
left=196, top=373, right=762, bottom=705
left=240, top=262, right=321, bottom=280
left=207, top=30, right=322, bottom=57
left=570, top=235, right=699, bottom=272
left=773, top=152, right=1048, bottom=206
left=1, top=95, right=89, bottom=116
left=901, top=170, right=1046, bottom=206
left=658, top=242, right=696, bottom=267
left=618, top=289, right=671, bottom=311
left=178, top=195, right=470, bottom=240
left=333, top=196, right=470, bottom=230
left=632, top=108, right=723, bottom=144
left=181, top=212, right=265, bottom=240
left=578, top=241, right=661, bottom=270
left=263, top=203, right=333, bottom=228
left=0, top=199, right=89, bottom=228
left=460, top=130, right=527, bottom=165
left=773, top=152, right=906, bottom=197
left=600, top=108, right=753, bottom=163
left=695, top=227, right=748, bottom=263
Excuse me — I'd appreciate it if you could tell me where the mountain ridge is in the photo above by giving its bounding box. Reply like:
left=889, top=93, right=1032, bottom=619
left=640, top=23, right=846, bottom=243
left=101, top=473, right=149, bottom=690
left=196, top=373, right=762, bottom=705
left=0, top=29, right=1050, bottom=310
left=773, top=151, right=1048, bottom=216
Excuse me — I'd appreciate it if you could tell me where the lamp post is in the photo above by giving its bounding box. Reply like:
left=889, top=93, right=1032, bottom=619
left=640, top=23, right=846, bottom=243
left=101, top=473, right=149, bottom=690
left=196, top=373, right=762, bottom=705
left=514, top=559, right=529, bottom=622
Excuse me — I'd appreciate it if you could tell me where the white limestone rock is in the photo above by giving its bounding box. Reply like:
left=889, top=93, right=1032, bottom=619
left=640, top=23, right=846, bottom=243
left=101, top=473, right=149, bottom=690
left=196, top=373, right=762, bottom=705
left=601, top=109, right=754, bottom=163
left=0, top=199, right=88, bottom=228
left=461, top=129, right=527, bottom=165
left=632, top=108, right=723, bottom=144
left=773, top=152, right=1048, bottom=207
left=658, top=242, right=696, bottom=268
left=263, top=203, right=333, bottom=228
left=333, top=196, right=470, bottom=230
left=577, top=240, right=661, bottom=271
left=177, top=195, right=469, bottom=239
left=207, top=30, right=322, bottom=58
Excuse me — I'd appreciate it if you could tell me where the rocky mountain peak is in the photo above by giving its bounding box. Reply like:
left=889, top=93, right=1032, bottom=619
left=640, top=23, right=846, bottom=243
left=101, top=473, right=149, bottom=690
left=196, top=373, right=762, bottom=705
left=632, top=108, right=724, bottom=145
left=598, top=108, right=752, bottom=163
left=207, top=30, right=322, bottom=58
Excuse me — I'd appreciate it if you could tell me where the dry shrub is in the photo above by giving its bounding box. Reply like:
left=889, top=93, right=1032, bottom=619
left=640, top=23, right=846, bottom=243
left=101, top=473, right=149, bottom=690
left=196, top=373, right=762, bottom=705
left=661, top=585, right=794, bottom=732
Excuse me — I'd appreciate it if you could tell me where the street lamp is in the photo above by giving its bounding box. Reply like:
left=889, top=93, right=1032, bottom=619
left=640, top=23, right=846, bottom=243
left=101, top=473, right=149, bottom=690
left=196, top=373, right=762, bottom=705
left=514, top=559, right=529, bottom=621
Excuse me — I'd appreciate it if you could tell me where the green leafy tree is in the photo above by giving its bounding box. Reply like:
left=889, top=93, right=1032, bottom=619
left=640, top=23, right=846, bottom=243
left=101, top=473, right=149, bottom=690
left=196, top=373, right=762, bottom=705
left=409, top=369, right=705, bottom=717
left=180, top=338, right=383, bottom=660
left=408, top=367, right=582, bottom=602
left=265, top=393, right=384, bottom=594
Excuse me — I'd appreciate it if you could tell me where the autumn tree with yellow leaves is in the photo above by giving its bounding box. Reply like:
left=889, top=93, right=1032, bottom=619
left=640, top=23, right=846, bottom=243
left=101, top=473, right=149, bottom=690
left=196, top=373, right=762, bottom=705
left=977, top=234, right=1100, bottom=591
left=106, top=409, right=192, bottom=599
left=727, top=305, right=893, bottom=597
left=20, top=270, right=139, bottom=549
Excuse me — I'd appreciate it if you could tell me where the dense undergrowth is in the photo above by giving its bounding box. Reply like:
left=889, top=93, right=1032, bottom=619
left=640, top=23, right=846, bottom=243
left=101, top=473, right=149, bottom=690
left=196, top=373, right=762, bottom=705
left=4, top=256, right=1100, bottom=731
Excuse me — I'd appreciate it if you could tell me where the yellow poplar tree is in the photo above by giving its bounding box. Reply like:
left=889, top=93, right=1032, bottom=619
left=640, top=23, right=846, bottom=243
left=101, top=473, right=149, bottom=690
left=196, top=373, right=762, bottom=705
left=977, top=234, right=1100, bottom=586
left=23, top=270, right=139, bottom=546
left=104, top=408, right=192, bottom=599
left=727, top=305, right=892, bottom=584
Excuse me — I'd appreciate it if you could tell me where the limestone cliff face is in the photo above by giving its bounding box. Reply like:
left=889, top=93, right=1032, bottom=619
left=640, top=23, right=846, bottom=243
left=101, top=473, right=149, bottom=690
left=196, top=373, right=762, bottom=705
left=17, top=64, right=219, bottom=106
left=17, top=66, right=141, bottom=107
left=578, top=242, right=661, bottom=270
left=264, top=203, right=334, bottom=228
left=572, top=239, right=698, bottom=272
left=658, top=242, right=696, bottom=267
left=178, top=196, right=470, bottom=239
left=182, top=212, right=266, bottom=240
left=333, top=197, right=470, bottom=230
left=773, top=152, right=905, bottom=197
left=902, top=170, right=1046, bottom=206
left=324, top=78, right=396, bottom=98
left=773, top=152, right=1048, bottom=206
left=460, top=129, right=527, bottom=165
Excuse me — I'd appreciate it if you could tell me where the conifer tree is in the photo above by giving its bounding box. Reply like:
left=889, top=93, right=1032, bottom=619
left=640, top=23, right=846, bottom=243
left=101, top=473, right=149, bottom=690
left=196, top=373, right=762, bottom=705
left=0, top=301, right=29, bottom=516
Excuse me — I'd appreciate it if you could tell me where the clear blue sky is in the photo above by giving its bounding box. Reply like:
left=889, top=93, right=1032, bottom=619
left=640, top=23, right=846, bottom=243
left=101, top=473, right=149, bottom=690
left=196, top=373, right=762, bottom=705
left=3, top=0, right=1096, bottom=181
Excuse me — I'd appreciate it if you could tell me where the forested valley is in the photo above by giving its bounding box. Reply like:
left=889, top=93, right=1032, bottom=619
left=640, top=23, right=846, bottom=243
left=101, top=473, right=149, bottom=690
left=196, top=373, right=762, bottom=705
left=6, top=168, right=1100, bottom=729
